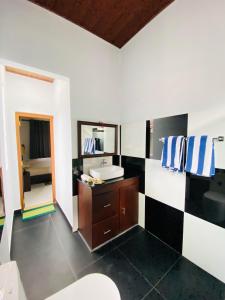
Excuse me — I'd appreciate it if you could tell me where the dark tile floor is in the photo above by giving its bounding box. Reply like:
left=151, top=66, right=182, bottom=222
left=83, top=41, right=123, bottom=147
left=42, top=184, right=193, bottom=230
left=11, top=206, right=225, bottom=300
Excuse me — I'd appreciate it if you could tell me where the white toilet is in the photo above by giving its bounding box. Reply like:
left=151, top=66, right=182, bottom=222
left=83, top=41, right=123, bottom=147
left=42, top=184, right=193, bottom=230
left=46, top=273, right=121, bottom=300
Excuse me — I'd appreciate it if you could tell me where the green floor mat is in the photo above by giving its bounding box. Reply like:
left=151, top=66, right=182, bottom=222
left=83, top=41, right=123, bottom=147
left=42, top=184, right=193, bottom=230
left=0, top=217, right=5, bottom=227
left=22, top=203, right=56, bottom=221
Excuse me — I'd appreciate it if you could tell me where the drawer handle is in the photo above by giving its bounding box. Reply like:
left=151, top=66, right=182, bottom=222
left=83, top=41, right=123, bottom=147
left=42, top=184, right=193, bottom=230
left=104, top=203, right=111, bottom=208
left=104, top=229, right=111, bottom=235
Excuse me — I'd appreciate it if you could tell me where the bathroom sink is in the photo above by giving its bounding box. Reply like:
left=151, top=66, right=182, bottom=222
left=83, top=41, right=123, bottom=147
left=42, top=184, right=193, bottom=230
left=90, top=165, right=124, bottom=180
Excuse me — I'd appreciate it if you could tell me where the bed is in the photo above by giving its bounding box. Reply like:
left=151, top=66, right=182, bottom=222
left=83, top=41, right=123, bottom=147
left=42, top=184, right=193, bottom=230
left=23, top=158, right=52, bottom=192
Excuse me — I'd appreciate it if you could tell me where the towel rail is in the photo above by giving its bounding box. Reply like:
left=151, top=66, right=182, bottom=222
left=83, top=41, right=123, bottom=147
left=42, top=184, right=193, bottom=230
left=159, top=136, right=224, bottom=143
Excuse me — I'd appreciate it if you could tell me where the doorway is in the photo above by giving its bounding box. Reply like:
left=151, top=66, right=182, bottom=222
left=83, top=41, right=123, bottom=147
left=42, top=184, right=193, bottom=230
left=16, top=112, right=56, bottom=210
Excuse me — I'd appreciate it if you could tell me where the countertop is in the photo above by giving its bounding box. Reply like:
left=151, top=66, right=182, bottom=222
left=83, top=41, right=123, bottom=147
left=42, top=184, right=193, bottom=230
left=77, top=173, right=139, bottom=189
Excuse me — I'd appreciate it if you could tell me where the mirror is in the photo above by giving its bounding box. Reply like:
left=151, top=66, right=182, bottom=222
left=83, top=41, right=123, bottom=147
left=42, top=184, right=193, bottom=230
left=0, top=168, right=5, bottom=242
left=78, top=121, right=118, bottom=158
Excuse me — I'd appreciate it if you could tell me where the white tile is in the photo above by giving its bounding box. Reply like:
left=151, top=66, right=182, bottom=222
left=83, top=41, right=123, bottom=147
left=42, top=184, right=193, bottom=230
left=121, top=121, right=146, bottom=158
left=138, top=193, right=145, bottom=228
left=183, top=213, right=225, bottom=283
left=188, top=108, right=225, bottom=169
left=145, top=159, right=186, bottom=211
left=83, top=156, right=112, bottom=175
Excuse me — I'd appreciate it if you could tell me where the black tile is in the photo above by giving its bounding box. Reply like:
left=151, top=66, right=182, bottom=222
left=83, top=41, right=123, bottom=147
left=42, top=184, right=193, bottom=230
left=144, top=289, right=166, bottom=300
left=119, top=231, right=180, bottom=286
left=78, top=249, right=151, bottom=300
left=145, top=197, right=184, bottom=253
left=72, top=158, right=83, bottom=174
left=73, top=174, right=79, bottom=196
left=12, top=212, right=52, bottom=233
left=16, top=241, right=75, bottom=300
left=51, top=204, right=71, bottom=226
left=121, top=156, right=145, bottom=194
left=146, top=120, right=151, bottom=159
left=157, top=257, right=225, bottom=300
left=150, top=114, right=188, bottom=160
left=11, top=218, right=60, bottom=261
left=185, top=169, right=225, bottom=229
left=51, top=209, right=114, bottom=275
left=59, top=232, right=114, bottom=275
left=12, top=207, right=153, bottom=300
left=113, top=154, right=120, bottom=166
left=12, top=214, right=75, bottom=300
left=111, top=225, right=144, bottom=247
left=72, top=158, right=83, bottom=196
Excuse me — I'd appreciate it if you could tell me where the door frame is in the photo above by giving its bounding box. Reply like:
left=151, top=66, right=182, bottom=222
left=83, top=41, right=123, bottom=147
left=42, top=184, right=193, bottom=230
left=0, top=167, right=5, bottom=217
left=15, top=112, right=56, bottom=210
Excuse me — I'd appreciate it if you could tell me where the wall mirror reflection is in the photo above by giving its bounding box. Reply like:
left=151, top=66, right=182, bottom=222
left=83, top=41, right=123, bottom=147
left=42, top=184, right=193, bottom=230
left=0, top=168, right=5, bottom=241
left=16, top=113, right=55, bottom=212
left=78, top=121, right=118, bottom=158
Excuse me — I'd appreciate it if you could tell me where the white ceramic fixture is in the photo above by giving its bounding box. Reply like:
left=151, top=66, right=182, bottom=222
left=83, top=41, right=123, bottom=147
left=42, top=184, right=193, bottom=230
left=46, top=273, right=121, bottom=300
left=90, top=165, right=124, bottom=180
left=0, top=261, right=27, bottom=300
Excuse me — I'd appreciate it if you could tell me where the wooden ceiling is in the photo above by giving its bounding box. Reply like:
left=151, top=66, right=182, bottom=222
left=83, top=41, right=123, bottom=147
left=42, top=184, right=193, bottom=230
left=29, top=0, right=175, bottom=48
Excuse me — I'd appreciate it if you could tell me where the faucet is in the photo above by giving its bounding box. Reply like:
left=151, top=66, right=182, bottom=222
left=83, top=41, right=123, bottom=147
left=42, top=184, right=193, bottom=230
left=101, top=159, right=107, bottom=167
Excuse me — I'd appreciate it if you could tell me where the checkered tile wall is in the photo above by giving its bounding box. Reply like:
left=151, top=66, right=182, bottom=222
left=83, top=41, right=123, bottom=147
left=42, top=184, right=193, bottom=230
left=120, top=114, right=225, bottom=283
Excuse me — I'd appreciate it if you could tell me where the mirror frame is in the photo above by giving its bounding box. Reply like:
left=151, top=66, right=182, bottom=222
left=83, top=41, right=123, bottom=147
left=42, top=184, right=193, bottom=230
left=77, top=121, right=118, bottom=158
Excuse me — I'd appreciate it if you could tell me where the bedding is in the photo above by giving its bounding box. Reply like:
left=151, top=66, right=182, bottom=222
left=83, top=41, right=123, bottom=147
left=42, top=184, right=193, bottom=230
left=26, top=166, right=51, bottom=176
left=23, top=158, right=52, bottom=191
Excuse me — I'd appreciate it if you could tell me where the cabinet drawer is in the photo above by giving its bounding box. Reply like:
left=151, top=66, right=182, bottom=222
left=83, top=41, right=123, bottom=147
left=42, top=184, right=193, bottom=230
left=92, top=216, right=119, bottom=248
left=92, top=190, right=119, bottom=224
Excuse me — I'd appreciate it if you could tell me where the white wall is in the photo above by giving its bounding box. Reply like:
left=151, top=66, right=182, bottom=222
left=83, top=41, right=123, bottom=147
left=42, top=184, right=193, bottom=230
left=0, top=65, right=14, bottom=260
left=2, top=0, right=224, bottom=128
left=5, top=71, right=55, bottom=211
left=0, top=0, right=121, bottom=158
left=121, top=121, right=146, bottom=158
left=52, top=78, right=73, bottom=225
left=121, top=0, right=225, bottom=123
left=0, top=64, right=72, bottom=248
left=188, top=105, right=225, bottom=170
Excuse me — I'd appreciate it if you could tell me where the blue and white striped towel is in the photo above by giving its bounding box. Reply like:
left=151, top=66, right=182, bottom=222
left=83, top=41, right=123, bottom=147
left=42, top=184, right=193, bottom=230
left=161, top=136, right=185, bottom=172
left=185, top=136, right=215, bottom=177
left=84, top=138, right=95, bottom=154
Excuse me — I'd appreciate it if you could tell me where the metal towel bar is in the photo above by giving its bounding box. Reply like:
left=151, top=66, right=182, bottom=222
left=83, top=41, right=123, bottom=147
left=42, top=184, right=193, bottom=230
left=159, top=136, right=224, bottom=143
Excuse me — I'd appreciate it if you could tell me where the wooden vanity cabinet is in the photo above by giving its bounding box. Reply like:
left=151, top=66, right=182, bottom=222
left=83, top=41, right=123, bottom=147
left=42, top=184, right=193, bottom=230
left=119, top=179, right=139, bottom=232
left=78, top=177, right=139, bottom=250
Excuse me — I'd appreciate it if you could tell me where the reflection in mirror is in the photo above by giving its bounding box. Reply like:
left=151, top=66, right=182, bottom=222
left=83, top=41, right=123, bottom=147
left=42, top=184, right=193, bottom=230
left=0, top=168, right=5, bottom=242
left=78, top=121, right=117, bottom=157
left=20, top=118, right=53, bottom=210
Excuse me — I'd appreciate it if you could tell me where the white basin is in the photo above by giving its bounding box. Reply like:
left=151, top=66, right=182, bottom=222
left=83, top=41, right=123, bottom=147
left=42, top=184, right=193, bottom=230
left=90, top=165, right=124, bottom=180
